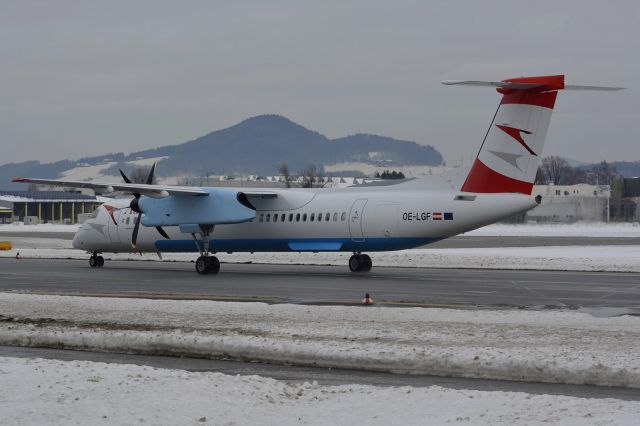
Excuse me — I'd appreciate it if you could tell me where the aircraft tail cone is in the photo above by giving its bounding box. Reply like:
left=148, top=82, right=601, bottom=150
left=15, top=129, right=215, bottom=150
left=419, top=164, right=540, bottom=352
left=362, top=293, right=374, bottom=306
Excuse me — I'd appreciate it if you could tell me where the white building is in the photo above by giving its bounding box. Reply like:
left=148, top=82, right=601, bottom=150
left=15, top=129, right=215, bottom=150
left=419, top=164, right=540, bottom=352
left=527, top=184, right=610, bottom=223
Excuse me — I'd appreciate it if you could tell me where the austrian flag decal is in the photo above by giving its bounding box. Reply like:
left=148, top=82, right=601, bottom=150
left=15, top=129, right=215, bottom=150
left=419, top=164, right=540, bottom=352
left=433, top=212, right=454, bottom=221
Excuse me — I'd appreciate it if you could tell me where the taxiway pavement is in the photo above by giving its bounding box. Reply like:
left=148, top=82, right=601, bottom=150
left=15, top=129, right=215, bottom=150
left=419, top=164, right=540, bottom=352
left=1, top=258, right=639, bottom=310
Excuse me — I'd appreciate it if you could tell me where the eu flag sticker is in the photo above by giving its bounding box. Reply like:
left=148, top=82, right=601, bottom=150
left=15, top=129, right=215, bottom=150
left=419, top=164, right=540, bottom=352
left=444, top=212, right=453, bottom=220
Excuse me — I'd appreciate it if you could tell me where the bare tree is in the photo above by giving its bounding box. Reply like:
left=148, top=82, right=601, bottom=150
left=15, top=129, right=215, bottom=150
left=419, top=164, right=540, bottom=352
left=301, top=165, right=318, bottom=188
left=129, top=166, right=157, bottom=184
left=534, top=166, right=548, bottom=185
left=540, top=156, right=572, bottom=185
left=590, top=160, right=618, bottom=186
left=277, top=162, right=291, bottom=188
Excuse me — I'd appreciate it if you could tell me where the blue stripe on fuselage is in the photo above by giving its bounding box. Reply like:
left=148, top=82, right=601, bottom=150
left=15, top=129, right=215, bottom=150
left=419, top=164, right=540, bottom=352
left=154, top=237, right=442, bottom=253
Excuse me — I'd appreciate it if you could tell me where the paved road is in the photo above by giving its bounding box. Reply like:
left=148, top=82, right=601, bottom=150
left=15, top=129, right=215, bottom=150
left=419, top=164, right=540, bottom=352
left=2, top=346, right=637, bottom=400
left=1, top=258, right=639, bottom=310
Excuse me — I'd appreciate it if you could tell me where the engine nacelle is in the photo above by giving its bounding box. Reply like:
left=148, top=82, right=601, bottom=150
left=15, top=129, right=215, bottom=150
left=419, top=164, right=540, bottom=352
left=139, top=188, right=256, bottom=227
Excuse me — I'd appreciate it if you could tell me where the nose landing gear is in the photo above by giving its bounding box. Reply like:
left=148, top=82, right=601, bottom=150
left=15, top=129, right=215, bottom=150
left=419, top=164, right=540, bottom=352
left=349, top=253, right=372, bottom=272
left=89, top=253, right=104, bottom=268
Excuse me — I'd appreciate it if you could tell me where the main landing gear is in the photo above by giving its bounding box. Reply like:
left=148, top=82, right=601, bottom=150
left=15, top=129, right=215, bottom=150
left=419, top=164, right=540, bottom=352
left=192, top=224, right=220, bottom=275
left=349, top=252, right=372, bottom=272
left=195, top=255, right=220, bottom=275
left=89, top=253, right=104, bottom=268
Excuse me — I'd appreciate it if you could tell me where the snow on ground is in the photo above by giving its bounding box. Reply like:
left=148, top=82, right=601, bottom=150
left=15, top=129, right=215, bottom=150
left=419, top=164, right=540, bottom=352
left=125, top=156, right=168, bottom=167
left=59, top=162, right=118, bottom=181
left=58, top=156, right=169, bottom=181
left=1, top=293, right=639, bottom=388
left=323, top=162, right=451, bottom=178
left=1, top=356, right=638, bottom=426
left=465, top=222, right=640, bottom=238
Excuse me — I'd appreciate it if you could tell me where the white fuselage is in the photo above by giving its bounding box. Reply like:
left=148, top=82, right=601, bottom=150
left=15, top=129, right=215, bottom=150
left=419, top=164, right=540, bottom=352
left=73, top=184, right=536, bottom=254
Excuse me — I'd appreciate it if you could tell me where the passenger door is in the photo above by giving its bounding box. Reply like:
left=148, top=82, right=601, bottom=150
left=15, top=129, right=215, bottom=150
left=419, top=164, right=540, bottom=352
left=348, top=199, right=368, bottom=242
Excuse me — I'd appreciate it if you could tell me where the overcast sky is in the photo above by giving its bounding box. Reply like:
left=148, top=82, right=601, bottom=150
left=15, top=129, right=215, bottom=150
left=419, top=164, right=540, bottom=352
left=1, top=0, right=638, bottom=167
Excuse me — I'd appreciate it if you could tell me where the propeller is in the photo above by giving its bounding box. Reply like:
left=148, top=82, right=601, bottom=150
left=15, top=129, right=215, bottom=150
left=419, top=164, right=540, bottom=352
left=119, top=163, right=170, bottom=248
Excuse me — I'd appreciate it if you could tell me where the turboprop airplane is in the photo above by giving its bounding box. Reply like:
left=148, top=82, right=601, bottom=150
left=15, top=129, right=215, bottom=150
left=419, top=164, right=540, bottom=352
left=13, top=75, right=621, bottom=275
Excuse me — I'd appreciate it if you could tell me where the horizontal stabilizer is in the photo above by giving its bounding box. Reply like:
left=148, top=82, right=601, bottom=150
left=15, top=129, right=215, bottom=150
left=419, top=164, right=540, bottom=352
left=563, top=84, right=624, bottom=91
left=443, top=78, right=623, bottom=92
left=442, top=80, right=546, bottom=90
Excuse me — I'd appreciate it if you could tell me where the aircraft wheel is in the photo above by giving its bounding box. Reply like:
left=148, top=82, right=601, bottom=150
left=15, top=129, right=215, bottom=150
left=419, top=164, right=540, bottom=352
left=195, top=256, right=210, bottom=275
left=207, top=256, right=220, bottom=274
left=89, top=255, right=97, bottom=268
left=362, top=254, right=372, bottom=272
left=349, top=254, right=362, bottom=272
left=96, top=256, right=105, bottom=267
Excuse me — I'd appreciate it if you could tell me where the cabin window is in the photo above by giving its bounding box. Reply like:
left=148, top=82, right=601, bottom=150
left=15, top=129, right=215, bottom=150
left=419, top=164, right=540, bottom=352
left=303, top=213, right=307, bottom=221
left=126, top=217, right=130, bottom=225
left=296, top=213, right=300, bottom=222
left=310, top=213, right=315, bottom=221
left=259, top=214, right=264, bottom=222
left=317, top=212, right=322, bottom=222
left=341, top=212, right=346, bottom=221
left=325, top=213, right=330, bottom=221
left=333, top=212, right=338, bottom=221
left=289, top=213, right=294, bottom=222
left=272, top=214, right=277, bottom=223
left=266, top=213, right=271, bottom=222
left=281, top=214, right=286, bottom=222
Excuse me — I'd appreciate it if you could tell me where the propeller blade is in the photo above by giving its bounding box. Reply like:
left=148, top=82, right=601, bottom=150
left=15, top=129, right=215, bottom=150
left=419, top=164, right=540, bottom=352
left=146, top=163, right=156, bottom=185
left=131, top=213, right=141, bottom=248
left=156, top=226, right=170, bottom=239
left=120, top=169, right=141, bottom=199
left=119, top=169, right=131, bottom=184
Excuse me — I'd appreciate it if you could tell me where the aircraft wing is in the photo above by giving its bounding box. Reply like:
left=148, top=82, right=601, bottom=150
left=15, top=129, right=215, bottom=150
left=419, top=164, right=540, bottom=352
left=12, top=177, right=208, bottom=198
left=12, top=177, right=280, bottom=200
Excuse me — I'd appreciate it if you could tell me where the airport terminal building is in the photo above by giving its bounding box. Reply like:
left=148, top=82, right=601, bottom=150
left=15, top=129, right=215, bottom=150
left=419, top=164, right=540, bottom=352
left=0, top=191, right=101, bottom=224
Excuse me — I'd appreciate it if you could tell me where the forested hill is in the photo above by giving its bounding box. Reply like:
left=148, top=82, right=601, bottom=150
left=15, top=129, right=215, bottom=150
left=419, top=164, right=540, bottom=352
left=1, top=115, right=443, bottom=189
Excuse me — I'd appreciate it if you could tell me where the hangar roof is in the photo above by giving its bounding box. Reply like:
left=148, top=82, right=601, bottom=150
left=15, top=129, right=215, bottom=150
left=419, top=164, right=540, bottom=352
left=0, top=191, right=97, bottom=203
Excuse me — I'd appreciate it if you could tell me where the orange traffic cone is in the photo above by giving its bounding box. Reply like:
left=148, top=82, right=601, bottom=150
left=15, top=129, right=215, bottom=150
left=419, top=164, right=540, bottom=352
left=362, top=293, right=374, bottom=305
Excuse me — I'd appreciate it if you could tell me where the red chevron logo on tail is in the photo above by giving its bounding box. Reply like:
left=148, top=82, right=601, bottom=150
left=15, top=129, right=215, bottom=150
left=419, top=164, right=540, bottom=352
left=495, top=124, right=536, bottom=156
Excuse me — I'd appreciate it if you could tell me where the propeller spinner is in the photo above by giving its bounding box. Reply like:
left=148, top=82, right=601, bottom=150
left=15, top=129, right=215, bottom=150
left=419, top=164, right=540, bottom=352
left=119, top=163, right=170, bottom=248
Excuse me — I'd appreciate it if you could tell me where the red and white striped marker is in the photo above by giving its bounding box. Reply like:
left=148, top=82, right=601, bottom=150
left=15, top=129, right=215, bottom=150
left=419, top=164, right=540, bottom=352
left=362, top=293, right=374, bottom=305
